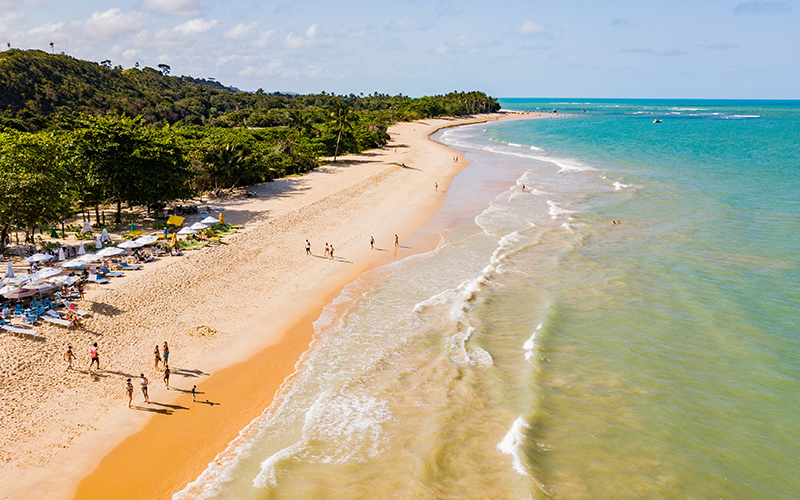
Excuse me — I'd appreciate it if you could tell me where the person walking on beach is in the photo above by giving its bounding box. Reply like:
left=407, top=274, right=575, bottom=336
left=305, top=239, right=311, bottom=255
left=88, top=342, right=100, bottom=373
left=162, top=341, right=169, bottom=368
left=435, top=182, right=438, bottom=191
left=191, top=385, right=197, bottom=402
left=370, top=236, right=374, bottom=249
left=395, top=234, right=399, bottom=247
left=63, top=345, right=75, bottom=372
left=329, top=245, right=335, bottom=260
left=324, top=243, right=330, bottom=257
left=163, top=367, right=170, bottom=388
left=140, top=374, right=149, bottom=403
left=125, top=379, right=134, bottom=408
left=154, top=345, right=161, bottom=370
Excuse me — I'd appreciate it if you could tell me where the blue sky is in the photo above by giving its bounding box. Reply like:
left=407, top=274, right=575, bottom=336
left=1, top=0, right=798, bottom=98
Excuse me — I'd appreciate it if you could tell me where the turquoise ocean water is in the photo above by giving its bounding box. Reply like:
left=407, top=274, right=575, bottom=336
left=175, top=100, right=800, bottom=499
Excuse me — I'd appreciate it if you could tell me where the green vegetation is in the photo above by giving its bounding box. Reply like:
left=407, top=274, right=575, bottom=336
left=0, top=49, right=501, bottom=254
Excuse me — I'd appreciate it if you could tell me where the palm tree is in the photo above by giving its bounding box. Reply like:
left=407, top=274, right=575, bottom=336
left=329, top=102, right=354, bottom=163
left=49, top=42, right=54, bottom=53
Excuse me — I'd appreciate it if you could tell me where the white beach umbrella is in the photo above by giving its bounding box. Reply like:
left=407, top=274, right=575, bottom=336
left=30, top=267, right=62, bottom=280
left=101, top=228, right=111, bottom=243
left=61, top=258, right=87, bottom=268
left=118, top=240, right=143, bottom=249
left=177, top=227, right=197, bottom=235
left=50, top=275, right=80, bottom=286
left=58, top=247, right=65, bottom=261
left=78, top=253, right=100, bottom=263
left=81, top=221, right=93, bottom=234
left=95, top=236, right=103, bottom=249
left=5, top=261, right=13, bottom=278
left=134, top=235, right=159, bottom=246
left=97, top=247, right=125, bottom=257
left=25, top=253, right=55, bottom=263
left=78, top=242, right=86, bottom=255
left=1, top=274, right=31, bottom=285
left=201, top=216, right=220, bottom=225
left=0, top=285, right=15, bottom=295
left=189, top=222, right=209, bottom=231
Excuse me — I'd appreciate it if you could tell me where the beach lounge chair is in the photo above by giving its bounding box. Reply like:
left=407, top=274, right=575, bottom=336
left=119, top=262, right=142, bottom=270
left=98, top=268, right=124, bottom=278
left=2, top=324, right=39, bottom=337
left=88, top=274, right=110, bottom=285
left=42, top=315, right=73, bottom=328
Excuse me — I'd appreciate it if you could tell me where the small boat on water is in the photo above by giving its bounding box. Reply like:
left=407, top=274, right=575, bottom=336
left=653, top=119, right=662, bottom=123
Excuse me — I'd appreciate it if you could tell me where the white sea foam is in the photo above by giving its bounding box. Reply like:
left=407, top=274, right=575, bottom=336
left=613, top=181, right=630, bottom=191
left=547, top=200, right=574, bottom=219
left=497, top=416, right=531, bottom=476
left=523, top=324, right=541, bottom=361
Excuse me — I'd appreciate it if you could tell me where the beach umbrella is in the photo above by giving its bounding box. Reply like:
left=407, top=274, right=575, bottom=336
left=101, top=228, right=110, bottom=243
left=78, top=242, right=86, bottom=255
left=78, top=253, right=100, bottom=263
left=97, top=247, right=125, bottom=257
left=50, top=275, right=81, bottom=286
left=95, top=236, right=103, bottom=249
left=5, top=261, right=13, bottom=278
left=61, top=258, right=87, bottom=268
left=58, top=247, right=65, bottom=261
left=25, top=253, right=55, bottom=264
left=177, top=227, right=196, bottom=235
left=134, top=235, right=159, bottom=246
left=30, top=267, right=62, bottom=280
left=81, top=221, right=93, bottom=234
left=118, top=240, right=143, bottom=249
left=0, top=285, right=15, bottom=295
left=201, top=216, right=220, bottom=225
left=189, top=222, right=209, bottom=231
left=1, top=274, right=31, bottom=285
left=22, top=281, right=58, bottom=293
left=2, top=288, right=36, bottom=299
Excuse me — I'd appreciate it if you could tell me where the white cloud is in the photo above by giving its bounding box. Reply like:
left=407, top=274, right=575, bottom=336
left=1, top=12, right=24, bottom=33
left=225, top=22, right=258, bottom=40
left=621, top=46, right=686, bottom=57
left=27, top=21, right=65, bottom=36
left=83, top=8, right=146, bottom=39
left=240, top=59, right=327, bottom=79
left=285, top=24, right=331, bottom=48
left=517, top=20, right=561, bottom=38
left=708, top=42, right=739, bottom=50
left=173, top=18, right=218, bottom=35
left=435, top=35, right=488, bottom=55
left=139, top=0, right=200, bottom=17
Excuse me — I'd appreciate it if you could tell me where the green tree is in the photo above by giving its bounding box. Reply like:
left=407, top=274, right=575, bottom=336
left=328, top=101, right=355, bottom=163
left=0, top=131, right=74, bottom=253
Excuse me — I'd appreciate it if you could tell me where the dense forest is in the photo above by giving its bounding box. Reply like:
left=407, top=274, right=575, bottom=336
left=0, top=49, right=501, bottom=253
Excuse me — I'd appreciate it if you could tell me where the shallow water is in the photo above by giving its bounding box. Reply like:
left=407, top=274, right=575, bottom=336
left=175, top=100, right=800, bottom=499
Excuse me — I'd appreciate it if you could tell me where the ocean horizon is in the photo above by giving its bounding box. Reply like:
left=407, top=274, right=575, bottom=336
left=174, top=98, right=800, bottom=499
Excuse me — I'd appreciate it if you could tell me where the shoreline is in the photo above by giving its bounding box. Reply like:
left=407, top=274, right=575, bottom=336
left=0, top=113, right=541, bottom=500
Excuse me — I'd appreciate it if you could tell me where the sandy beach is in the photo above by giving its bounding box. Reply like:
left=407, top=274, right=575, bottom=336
left=0, top=113, right=534, bottom=500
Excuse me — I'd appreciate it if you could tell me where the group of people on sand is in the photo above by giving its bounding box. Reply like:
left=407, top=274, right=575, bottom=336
left=64, top=340, right=188, bottom=409
left=306, top=234, right=401, bottom=258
